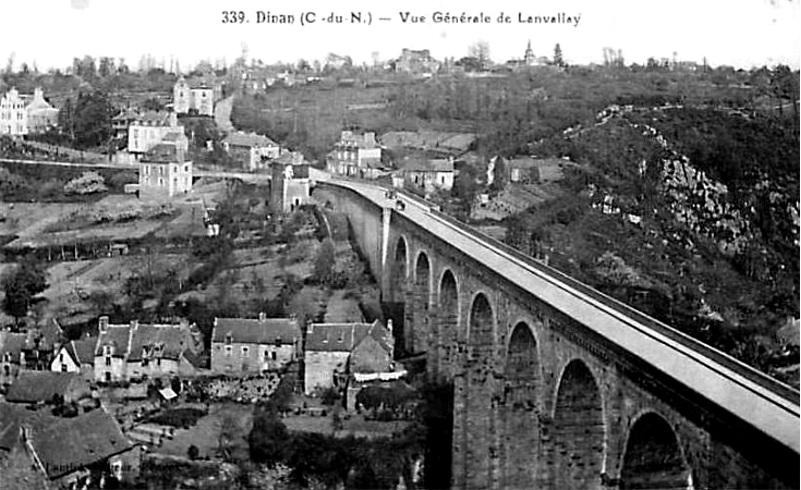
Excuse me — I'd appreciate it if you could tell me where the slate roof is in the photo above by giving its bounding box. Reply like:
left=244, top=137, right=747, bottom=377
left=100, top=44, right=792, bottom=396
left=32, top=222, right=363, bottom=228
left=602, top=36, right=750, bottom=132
left=223, top=131, right=278, bottom=148
left=96, top=321, right=196, bottom=361
left=0, top=331, right=26, bottom=363
left=95, top=325, right=131, bottom=358
left=403, top=159, right=454, bottom=173
left=0, top=401, right=58, bottom=452
left=128, top=324, right=194, bottom=361
left=213, top=317, right=299, bottom=345
left=70, top=338, right=97, bottom=365
left=305, top=320, right=390, bottom=353
left=28, top=409, right=134, bottom=479
left=5, top=371, right=83, bottom=403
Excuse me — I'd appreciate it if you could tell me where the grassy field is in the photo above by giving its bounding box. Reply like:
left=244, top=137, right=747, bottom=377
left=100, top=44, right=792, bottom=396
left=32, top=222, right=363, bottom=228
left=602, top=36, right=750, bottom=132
left=156, top=402, right=254, bottom=461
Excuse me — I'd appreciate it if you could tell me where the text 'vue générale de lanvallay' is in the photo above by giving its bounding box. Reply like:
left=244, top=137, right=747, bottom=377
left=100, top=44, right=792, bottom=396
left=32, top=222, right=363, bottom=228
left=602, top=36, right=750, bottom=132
left=235, top=11, right=583, bottom=27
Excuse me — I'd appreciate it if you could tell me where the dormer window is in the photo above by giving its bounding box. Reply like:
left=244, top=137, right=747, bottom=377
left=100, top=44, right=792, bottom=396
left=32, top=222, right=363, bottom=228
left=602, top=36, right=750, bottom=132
left=275, top=337, right=282, bottom=347
left=338, top=331, right=344, bottom=343
left=104, top=345, right=113, bottom=356
left=225, top=334, right=232, bottom=345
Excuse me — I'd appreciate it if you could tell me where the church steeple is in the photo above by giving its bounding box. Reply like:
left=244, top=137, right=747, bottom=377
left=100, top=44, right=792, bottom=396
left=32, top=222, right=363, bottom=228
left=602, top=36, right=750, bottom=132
left=524, top=40, right=535, bottom=65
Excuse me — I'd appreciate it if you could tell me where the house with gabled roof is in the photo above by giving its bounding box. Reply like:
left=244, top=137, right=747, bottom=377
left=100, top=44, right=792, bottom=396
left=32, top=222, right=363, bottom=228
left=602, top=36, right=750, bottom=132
left=94, top=316, right=201, bottom=383
left=51, top=337, right=97, bottom=380
left=211, top=313, right=300, bottom=374
left=303, top=320, right=393, bottom=394
left=5, top=371, right=91, bottom=405
left=22, top=408, right=139, bottom=487
left=222, top=131, right=281, bottom=171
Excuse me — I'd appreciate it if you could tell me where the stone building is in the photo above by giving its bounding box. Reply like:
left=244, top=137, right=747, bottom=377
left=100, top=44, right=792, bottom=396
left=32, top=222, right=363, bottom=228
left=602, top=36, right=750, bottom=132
left=173, top=76, right=215, bottom=116
left=326, top=131, right=383, bottom=179
left=222, top=131, right=281, bottom=171
left=0, top=87, right=28, bottom=136
left=25, top=88, right=59, bottom=133
left=211, top=314, right=300, bottom=374
left=270, top=160, right=311, bottom=213
left=127, top=111, right=187, bottom=156
left=94, top=316, right=201, bottom=383
left=137, top=144, right=193, bottom=198
left=51, top=338, right=97, bottom=381
left=303, top=320, right=392, bottom=394
left=400, top=158, right=454, bottom=193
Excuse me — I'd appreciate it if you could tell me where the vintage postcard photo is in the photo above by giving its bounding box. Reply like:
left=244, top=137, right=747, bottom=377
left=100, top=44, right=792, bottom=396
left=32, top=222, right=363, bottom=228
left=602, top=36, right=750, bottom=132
left=0, top=0, right=798, bottom=488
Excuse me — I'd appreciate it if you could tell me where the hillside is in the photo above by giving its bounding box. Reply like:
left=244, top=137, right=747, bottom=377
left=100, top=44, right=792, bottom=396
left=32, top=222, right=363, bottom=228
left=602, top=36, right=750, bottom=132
left=506, top=105, right=799, bottom=387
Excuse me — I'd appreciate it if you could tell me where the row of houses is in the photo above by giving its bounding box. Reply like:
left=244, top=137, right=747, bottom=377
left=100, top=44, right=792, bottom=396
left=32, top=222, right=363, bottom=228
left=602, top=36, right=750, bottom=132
left=210, top=314, right=397, bottom=396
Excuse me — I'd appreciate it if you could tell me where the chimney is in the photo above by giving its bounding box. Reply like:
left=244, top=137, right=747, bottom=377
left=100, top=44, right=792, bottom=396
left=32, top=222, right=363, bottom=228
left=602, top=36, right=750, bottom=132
left=99, top=316, right=109, bottom=333
left=130, top=320, right=139, bottom=331
left=259, top=312, right=266, bottom=322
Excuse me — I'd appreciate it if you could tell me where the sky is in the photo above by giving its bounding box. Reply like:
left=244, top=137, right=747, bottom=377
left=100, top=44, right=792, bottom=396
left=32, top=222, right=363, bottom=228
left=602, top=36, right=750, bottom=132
left=0, top=0, right=798, bottom=71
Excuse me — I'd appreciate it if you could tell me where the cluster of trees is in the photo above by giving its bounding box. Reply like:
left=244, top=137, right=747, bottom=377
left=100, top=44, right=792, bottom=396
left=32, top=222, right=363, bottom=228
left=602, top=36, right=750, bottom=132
left=1, top=256, right=48, bottom=326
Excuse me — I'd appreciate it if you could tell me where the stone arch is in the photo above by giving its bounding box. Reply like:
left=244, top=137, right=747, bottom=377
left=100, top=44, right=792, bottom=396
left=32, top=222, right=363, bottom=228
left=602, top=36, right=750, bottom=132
left=438, top=269, right=459, bottom=378
left=468, top=292, right=494, bottom=348
left=463, top=291, right=496, bottom=489
left=620, top=412, right=692, bottom=490
left=503, top=321, right=541, bottom=489
left=412, top=251, right=432, bottom=354
left=552, top=359, right=606, bottom=490
left=391, top=236, right=409, bottom=298
left=388, top=236, right=409, bottom=356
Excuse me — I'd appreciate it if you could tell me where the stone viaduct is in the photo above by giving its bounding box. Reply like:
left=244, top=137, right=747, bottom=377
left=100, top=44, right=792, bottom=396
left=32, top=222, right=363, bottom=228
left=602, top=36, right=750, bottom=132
left=317, top=178, right=798, bottom=490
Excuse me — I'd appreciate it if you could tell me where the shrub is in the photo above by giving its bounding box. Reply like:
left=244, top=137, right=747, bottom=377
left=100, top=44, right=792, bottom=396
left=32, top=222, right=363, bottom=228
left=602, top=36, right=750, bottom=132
left=64, top=171, right=108, bottom=195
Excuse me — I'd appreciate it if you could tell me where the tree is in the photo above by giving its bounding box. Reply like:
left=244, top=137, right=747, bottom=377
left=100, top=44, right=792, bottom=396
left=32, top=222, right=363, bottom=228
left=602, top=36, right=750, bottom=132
left=1, top=257, right=48, bottom=325
left=553, top=43, right=565, bottom=67
left=467, top=41, right=491, bottom=70
left=187, top=444, right=200, bottom=460
left=313, top=239, right=336, bottom=285
left=71, top=91, right=114, bottom=148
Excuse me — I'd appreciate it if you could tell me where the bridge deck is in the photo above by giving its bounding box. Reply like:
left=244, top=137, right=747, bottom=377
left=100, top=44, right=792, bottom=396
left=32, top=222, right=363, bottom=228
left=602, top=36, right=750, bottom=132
left=329, top=178, right=800, bottom=453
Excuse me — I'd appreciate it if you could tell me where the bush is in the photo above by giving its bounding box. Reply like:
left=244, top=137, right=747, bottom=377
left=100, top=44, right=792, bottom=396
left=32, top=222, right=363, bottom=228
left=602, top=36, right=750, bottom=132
left=64, top=171, right=108, bottom=195
left=187, top=444, right=200, bottom=460
left=146, top=407, right=206, bottom=428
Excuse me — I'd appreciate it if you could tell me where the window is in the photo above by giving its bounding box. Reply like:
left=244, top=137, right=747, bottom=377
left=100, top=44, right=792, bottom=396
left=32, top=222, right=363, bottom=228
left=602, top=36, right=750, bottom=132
left=242, top=346, right=249, bottom=356
left=271, top=352, right=277, bottom=361
left=61, top=364, right=67, bottom=372
left=225, top=345, right=232, bottom=357
left=105, top=356, right=111, bottom=367
left=105, top=372, right=111, bottom=382
left=59, top=353, right=64, bottom=363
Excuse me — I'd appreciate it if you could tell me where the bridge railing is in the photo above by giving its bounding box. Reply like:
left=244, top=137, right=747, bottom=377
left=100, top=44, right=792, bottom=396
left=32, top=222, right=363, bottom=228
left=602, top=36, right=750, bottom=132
left=424, top=202, right=800, bottom=404
left=322, top=177, right=800, bottom=405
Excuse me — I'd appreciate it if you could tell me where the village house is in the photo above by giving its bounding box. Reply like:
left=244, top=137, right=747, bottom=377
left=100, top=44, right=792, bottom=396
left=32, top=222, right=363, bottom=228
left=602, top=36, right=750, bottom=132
left=395, top=48, right=441, bottom=73
left=127, top=111, right=188, bottom=157
left=222, top=131, right=281, bottom=171
left=399, top=158, right=454, bottom=193
left=25, top=87, right=59, bottom=134
left=51, top=337, right=97, bottom=380
left=488, top=156, right=567, bottom=186
left=211, top=314, right=300, bottom=374
left=0, top=331, right=26, bottom=386
left=112, top=107, right=141, bottom=139
left=270, top=161, right=312, bottom=213
left=21, top=408, right=139, bottom=487
left=137, top=144, right=193, bottom=198
left=326, top=131, right=383, bottom=179
left=303, top=320, right=393, bottom=395
left=5, top=370, right=91, bottom=405
left=94, top=316, right=202, bottom=383
left=0, top=87, right=28, bottom=136
left=173, top=76, right=215, bottom=116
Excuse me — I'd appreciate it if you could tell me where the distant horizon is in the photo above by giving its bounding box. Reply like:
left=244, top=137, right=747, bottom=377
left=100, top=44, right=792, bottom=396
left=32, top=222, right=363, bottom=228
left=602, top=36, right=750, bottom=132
left=0, top=0, right=798, bottom=72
